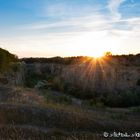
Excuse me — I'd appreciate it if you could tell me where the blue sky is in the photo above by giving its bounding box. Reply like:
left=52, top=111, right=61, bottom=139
left=0, top=0, right=140, bottom=57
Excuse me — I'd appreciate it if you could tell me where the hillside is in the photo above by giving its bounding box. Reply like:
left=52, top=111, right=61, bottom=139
left=22, top=55, right=140, bottom=107
left=0, top=49, right=140, bottom=139
left=0, top=48, right=18, bottom=72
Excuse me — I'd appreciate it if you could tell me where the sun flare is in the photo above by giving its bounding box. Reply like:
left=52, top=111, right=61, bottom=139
left=64, top=32, right=115, bottom=58
left=89, top=51, right=104, bottom=58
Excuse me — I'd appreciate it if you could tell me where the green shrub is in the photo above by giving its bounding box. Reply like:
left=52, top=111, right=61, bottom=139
left=0, top=48, right=18, bottom=72
left=137, top=79, right=140, bottom=86
left=25, top=68, right=44, bottom=88
left=52, top=77, right=64, bottom=92
left=82, top=100, right=104, bottom=108
left=109, top=113, right=127, bottom=120
left=120, top=91, right=139, bottom=107
left=130, top=106, right=140, bottom=112
left=95, top=102, right=105, bottom=108
left=44, top=91, right=72, bottom=105
left=10, top=63, right=21, bottom=72
left=105, top=90, right=140, bottom=107
left=105, top=93, right=122, bottom=107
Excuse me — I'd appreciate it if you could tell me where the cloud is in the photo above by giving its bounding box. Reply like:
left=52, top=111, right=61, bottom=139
left=44, top=3, right=68, bottom=17
left=20, top=14, right=140, bottom=37
left=2, top=15, right=140, bottom=58
left=21, top=14, right=112, bottom=33
left=108, top=0, right=126, bottom=20
left=17, top=3, right=111, bottom=36
left=1, top=0, right=140, bottom=57
left=42, top=2, right=103, bottom=18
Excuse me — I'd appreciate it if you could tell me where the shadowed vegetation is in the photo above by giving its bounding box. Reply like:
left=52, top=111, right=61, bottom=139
left=0, top=48, right=18, bottom=72
left=0, top=48, right=140, bottom=139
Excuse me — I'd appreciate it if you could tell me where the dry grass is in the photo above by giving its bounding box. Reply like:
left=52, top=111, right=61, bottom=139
left=0, top=87, right=140, bottom=139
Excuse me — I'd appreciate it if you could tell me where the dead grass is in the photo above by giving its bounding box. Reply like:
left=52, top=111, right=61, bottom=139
left=0, top=87, right=140, bottom=139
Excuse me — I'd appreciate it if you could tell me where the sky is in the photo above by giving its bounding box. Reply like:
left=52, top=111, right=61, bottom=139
left=0, top=0, right=140, bottom=58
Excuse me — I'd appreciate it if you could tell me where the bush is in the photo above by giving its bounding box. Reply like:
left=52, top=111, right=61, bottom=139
left=109, top=113, right=127, bottom=120
left=44, top=91, right=72, bottom=105
left=52, top=77, right=64, bottom=92
left=0, top=48, right=18, bottom=72
left=10, top=63, right=21, bottom=72
left=104, top=93, right=122, bottom=107
left=137, top=79, right=140, bottom=86
left=82, top=99, right=105, bottom=108
left=130, top=106, right=140, bottom=112
left=105, top=90, right=140, bottom=107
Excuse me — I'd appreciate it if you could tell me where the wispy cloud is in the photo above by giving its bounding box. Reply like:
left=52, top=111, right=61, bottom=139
left=0, top=0, right=140, bottom=57
left=108, top=0, right=126, bottom=20
left=21, top=14, right=112, bottom=33
left=42, top=2, right=104, bottom=18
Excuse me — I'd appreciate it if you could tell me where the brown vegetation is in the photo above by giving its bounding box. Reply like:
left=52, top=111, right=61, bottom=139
left=1, top=48, right=140, bottom=139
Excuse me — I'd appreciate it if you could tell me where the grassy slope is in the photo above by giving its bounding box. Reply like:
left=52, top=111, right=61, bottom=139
left=0, top=87, right=140, bottom=139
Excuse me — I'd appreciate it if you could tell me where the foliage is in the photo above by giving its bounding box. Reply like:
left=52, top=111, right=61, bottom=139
left=105, top=90, right=140, bottom=107
left=82, top=99, right=105, bottom=108
left=137, top=79, right=140, bottom=86
left=10, top=63, right=21, bottom=72
left=0, top=48, right=18, bottom=72
left=43, top=90, right=72, bottom=105
left=51, top=77, right=64, bottom=91
left=104, top=51, right=112, bottom=56
left=130, top=106, right=140, bottom=112
left=22, top=52, right=140, bottom=107
left=21, top=56, right=92, bottom=65
left=109, top=113, right=127, bottom=120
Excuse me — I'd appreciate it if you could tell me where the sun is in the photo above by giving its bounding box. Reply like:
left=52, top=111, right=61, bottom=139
left=66, top=32, right=113, bottom=58
left=85, top=49, right=105, bottom=58
left=62, top=31, right=116, bottom=58
left=90, top=51, right=104, bottom=58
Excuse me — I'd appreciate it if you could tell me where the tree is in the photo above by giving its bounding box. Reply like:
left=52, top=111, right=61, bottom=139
left=0, top=47, right=18, bottom=72
left=104, top=52, right=112, bottom=57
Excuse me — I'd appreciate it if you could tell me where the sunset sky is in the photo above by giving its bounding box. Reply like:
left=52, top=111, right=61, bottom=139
left=0, top=0, right=140, bottom=58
